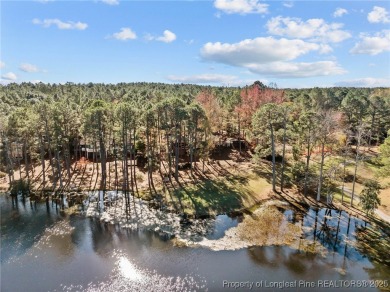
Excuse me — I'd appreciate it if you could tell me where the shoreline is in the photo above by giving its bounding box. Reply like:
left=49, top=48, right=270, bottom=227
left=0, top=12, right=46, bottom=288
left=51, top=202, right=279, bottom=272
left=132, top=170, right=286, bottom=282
left=1, top=155, right=389, bottom=227
left=2, top=182, right=390, bottom=227
left=2, top=186, right=389, bottom=269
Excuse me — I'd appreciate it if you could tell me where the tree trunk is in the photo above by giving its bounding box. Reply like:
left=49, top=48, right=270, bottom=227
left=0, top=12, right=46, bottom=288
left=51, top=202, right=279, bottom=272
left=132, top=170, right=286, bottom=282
left=129, top=126, right=134, bottom=194
left=190, top=130, right=194, bottom=177
left=64, top=141, right=71, bottom=182
left=55, top=146, right=63, bottom=189
left=111, top=138, right=118, bottom=192
left=166, top=132, right=172, bottom=179
left=44, top=119, right=55, bottom=178
left=74, top=137, right=79, bottom=163
left=40, top=135, right=46, bottom=187
left=203, top=129, right=206, bottom=173
left=17, top=140, right=22, bottom=182
left=304, top=132, right=311, bottom=196
left=98, top=117, right=107, bottom=199
left=351, top=151, right=359, bottom=207
left=269, top=117, right=276, bottom=192
left=146, top=123, right=152, bottom=194
left=368, top=110, right=375, bottom=148
left=280, top=116, right=287, bottom=192
left=23, top=139, right=29, bottom=182
left=133, top=128, right=139, bottom=196
left=3, top=135, right=14, bottom=184
left=175, top=123, right=179, bottom=181
left=194, top=117, right=198, bottom=172
left=238, top=113, right=241, bottom=155
left=351, top=126, right=362, bottom=206
left=341, top=152, right=347, bottom=204
left=122, top=124, right=129, bottom=217
left=317, top=142, right=325, bottom=201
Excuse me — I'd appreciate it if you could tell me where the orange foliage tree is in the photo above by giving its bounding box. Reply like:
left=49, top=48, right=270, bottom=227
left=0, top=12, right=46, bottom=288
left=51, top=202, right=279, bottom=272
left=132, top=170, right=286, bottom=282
left=234, top=82, right=285, bottom=138
left=195, top=88, right=222, bottom=132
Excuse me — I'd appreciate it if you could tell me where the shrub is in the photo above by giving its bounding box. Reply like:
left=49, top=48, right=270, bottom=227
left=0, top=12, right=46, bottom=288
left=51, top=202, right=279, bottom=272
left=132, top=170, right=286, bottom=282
left=10, top=179, right=31, bottom=198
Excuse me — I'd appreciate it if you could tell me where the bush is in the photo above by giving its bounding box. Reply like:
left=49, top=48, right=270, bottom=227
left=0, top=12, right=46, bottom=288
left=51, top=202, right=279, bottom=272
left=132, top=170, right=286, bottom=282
left=10, top=179, right=31, bottom=198
left=135, top=140, right=145, bottom=153
left=291, top=161, right=306, bottom=182
left=291, top=161, right=317, bottom=194
left=359, top=180, right=381, bottom=215
left=136, top=173, right=144, bottom=183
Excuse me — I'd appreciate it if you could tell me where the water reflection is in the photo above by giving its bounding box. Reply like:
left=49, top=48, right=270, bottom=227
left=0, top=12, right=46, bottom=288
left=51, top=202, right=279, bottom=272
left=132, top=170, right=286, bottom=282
left=1, top=194, right=389, bottom=291
left=0, top=195, right=65, bottom=263
left=205, top=214, right=240, bottom=240
left=298, top=207, right=390, bottom=266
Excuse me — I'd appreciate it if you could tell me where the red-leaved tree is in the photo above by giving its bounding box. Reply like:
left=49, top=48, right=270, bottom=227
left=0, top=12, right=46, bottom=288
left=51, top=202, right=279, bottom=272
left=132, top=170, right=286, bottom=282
left=196, top=89, right=222, bottom=132
left=235, top=82, right=285, bottom=133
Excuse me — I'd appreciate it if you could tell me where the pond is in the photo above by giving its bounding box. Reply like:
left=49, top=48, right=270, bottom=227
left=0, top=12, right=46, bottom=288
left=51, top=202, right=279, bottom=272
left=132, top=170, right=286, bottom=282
left=1, top=194, right=389, bottom=291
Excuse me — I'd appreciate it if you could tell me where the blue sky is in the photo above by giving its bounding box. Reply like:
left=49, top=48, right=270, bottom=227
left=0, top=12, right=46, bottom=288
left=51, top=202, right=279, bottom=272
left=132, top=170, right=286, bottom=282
left=1, top=0, right=389, bottom=88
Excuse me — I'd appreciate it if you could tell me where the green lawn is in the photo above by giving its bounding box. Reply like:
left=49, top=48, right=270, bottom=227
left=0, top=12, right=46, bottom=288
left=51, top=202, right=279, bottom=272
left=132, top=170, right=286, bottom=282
left=172, top=171, right=272, bottom=216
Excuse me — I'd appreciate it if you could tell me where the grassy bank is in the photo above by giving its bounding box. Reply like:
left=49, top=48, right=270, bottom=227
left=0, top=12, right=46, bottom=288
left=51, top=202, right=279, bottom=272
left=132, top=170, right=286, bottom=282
left=1, top=146, right=388, bottom=222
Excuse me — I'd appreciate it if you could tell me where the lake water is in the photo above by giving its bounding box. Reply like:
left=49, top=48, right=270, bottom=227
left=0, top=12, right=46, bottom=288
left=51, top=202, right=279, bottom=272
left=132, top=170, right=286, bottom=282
left=1, top=194, right=389, bottom=291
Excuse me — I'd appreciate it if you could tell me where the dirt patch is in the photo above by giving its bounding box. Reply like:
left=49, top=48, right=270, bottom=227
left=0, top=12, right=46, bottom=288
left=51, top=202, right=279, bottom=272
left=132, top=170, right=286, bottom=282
left=379, top=187, right=390, bottom=214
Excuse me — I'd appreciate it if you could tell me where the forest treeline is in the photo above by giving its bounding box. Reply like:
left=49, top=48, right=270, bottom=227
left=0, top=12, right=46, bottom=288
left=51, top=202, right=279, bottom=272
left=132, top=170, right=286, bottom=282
left=0, top=81, right=389, bottom=209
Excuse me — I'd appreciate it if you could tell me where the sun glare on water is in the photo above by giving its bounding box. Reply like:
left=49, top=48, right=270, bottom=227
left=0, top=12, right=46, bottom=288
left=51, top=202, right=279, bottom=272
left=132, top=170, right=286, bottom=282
left=118, top=257, right=144, bottom=281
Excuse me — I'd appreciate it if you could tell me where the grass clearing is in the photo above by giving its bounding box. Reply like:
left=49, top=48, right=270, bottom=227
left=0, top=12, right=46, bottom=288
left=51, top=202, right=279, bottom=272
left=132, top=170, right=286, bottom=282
left=333, top=190, right=352, bottom=205
left=172, top=167, right=273, bottom=216
left=173, top=178, right=243, bottom=216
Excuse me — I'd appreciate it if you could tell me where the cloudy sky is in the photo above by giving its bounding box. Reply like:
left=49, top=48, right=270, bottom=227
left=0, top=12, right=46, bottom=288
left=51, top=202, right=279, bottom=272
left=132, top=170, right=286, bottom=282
left=1, top=0, right=389, bottom=88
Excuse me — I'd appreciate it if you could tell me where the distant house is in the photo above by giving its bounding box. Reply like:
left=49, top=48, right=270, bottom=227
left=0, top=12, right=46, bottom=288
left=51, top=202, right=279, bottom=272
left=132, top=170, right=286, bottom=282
left=231, top=139, right=249, bottom=150
left=170, top=141, right=188, bottom=157
left=79, top=139, right=105, bottom=160
left=78, top=138, right=135, bottom=160
left=10, top=142, right=23, bottom=158
left=216, top=137, right=234, bottom=148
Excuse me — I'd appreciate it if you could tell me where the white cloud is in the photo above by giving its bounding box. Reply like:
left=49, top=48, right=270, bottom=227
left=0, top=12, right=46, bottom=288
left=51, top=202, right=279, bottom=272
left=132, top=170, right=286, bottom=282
left=145, top=30, right=177, bottom=43
left=246, top=61, right=346, bottom=78
left=333, top=8, right=348, bottom=18
left=19, top=63, right=39, bottom=73
left=214, top=0, right=268, bottom=15
left=367, top=6, right=390, bottom=23
left=167, top=73, right=255, bottom=86
left=101, top=0, right=119, bottom=5
left=0, top=61, right=5, bottom=69
left=200, top=37, right=345, bottom=78
left=111, top=27, right=137, bottom=41
left=32, top=18, right=88, bottom=30
left=266, top=16, right=351, bottom=43
left=201, top=37, right=326, bottom=66
left=1, top=72, right=17, bottom=81
left=350, top=30, right=390, bottom=55
left=334, top=78, right=390, bottom=87
left=318, top=44, right=333, bottom=54
left=283, top=2, right=294, bottom=8
left=157, top=30, right=177, bottom=43
left=167, top=73, right=237, bottom=84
